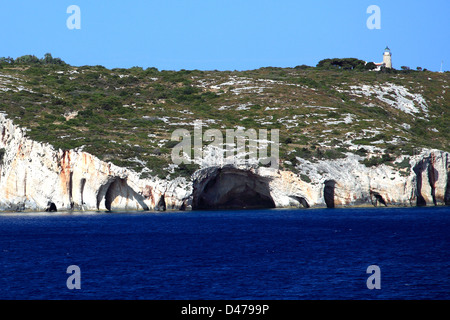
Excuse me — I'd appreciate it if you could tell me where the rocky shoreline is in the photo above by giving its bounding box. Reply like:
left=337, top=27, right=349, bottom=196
left=1, top=113, right=449, bottom=213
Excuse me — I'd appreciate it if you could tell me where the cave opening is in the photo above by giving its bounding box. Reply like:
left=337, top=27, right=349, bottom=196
left=193, top=168, right=275, bottom=210
left=104, top=179, right=119, bottom=211
left=156, top=194, right=166, bottom=211
left=100, top=177, right=150, bottom=211
left=324, top=180, right=336, bottom=208
left=427, top=160, right=438, bottom=206
left=413, top=161, right=427, bottom=207
left=371, top=191, right=387, bottom=207
left=45, top=202, right=57, bottom=212
left=80, top=178, right=86, bottom=206
left=290, top=196, right=310, bottom=208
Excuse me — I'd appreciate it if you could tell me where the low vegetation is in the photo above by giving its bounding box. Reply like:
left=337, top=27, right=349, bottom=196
left=0, top=54, right=448, bottom=178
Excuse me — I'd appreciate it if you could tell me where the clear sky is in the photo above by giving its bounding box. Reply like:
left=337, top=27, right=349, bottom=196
left=1, top=0, right=448, bottom=71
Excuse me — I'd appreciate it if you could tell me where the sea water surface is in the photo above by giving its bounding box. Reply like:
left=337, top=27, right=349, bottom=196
left=0, top=206, right=449, bottom=300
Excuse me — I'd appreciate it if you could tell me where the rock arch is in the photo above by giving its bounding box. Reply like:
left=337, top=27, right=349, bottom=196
left=97, top=177, right=149, bottom=211
left=289, top=195, right=310, bottom=208
left=370, top=191, right=387, bottom=207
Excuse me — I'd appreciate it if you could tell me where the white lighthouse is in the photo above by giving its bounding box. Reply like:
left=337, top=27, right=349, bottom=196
left=383, top=46, right=392, bottom=69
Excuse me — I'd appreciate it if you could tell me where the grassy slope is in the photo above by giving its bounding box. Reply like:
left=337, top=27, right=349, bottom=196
left=0, top=63, right=448, bottom=179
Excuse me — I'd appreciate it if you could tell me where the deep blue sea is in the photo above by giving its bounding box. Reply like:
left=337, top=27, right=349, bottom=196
left=0, top=206, right=449, bottom=300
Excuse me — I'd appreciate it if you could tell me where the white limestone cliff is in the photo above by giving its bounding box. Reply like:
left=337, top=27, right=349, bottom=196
left=0, top=113, right=191, bottom=212
left=0, top=113, right=449, bottom=212
left=260, top=150, right=449, bottom=208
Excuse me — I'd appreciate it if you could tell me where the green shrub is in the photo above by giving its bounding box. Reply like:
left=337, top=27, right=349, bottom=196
left=395, top=158, right=411, bottom=170
left=360, top=153, right=394, bottom=167
left=294, top=65, right=312, bottom=70
left=296, top=147, right=313, bottom=160
left=172, top=85, right=202, bottom=103
left=165, top=140, right=182, bottom=149
left=24, top=67, right=48, bottom=76
left=317, top=58, right=366, bottom=70
left=355, top=148, right=368, bottom=156
left=15, top=55, right=40, bottom=64
left=300, top=174, right=311, bottom=183
left=43, top=113, right=57, bottom=122
left=323, top=149, right=346, bottom=159
left=174, top=163, right=199, bottom=178
left=99, top=96, right=121, bottom=111
left=284, top=137, right=293, bottom=144
left=79, top=109, right=93, bottom=118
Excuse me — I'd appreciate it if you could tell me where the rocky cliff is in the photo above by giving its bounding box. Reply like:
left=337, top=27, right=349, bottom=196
left=0, top=113, right=191, bottom=212
left=1, top=113, right=448, bottom=212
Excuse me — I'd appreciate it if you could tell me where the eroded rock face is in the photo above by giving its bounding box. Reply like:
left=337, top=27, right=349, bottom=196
left=191, top=150, right=450, bottom=210
left=0, top=113, right=449, bottom=212
left=412, top=152, right=449, bottom=206
left=292, top=151, right=449, bottom=208
left=0, top=114, right=191, bottom=212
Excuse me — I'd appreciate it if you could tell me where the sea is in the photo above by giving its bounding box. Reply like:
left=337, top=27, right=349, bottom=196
left=0, top=206, right=449, bottom=300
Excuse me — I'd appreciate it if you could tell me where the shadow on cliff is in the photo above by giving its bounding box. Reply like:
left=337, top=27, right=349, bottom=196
left=192, top=167, right=275, bottom=210
left=96, top=178, right=149, bottom=211
left=413, top=156, right=439, bottom=206
left=446, top=171, right=450, bottom=206
left=370, top=191, right=387, bottom=207
left=324, top=180, right=336, bottom=208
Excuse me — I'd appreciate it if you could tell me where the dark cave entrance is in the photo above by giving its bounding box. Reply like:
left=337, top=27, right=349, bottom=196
left=324, top=180, right=336, bottom=208
left=192, top=167, right=276, bottom=210
left=45, top=202, right=57, bottom=212
left=104, top=179, right=120, bottom=211
left=370, top=191, right=387, bottom=207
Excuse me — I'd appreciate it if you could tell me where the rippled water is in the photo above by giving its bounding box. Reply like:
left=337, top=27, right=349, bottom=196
left=0, top=206, right=449, bottom=299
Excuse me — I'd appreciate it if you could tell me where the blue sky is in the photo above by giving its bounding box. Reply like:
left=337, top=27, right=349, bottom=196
left=1, top=0, right=448, bottom=71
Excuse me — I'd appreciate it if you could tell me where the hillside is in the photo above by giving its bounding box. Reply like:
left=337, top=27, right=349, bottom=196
left=0, top=58, right=449, bottom=182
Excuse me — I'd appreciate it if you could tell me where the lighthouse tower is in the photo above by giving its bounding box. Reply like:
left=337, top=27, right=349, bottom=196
left=383, top=46, right=392, bottom=69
